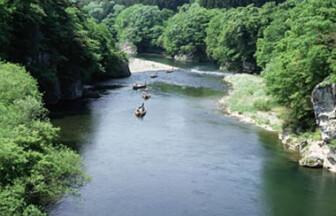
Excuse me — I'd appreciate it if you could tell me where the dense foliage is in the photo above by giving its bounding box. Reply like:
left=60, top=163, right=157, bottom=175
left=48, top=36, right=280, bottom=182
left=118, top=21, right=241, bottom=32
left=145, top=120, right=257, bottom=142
left=115, top=4, right=173, bottom=52
left=206, top=5, right=268, bottom=72
left=0, top=0, right=127, bottom=104
left=260, top=0, right=336, bottom=129
left=0, top=62, right=84, bottom=215
left=162, top=4, right=215, bottom=59
left=114, top=0, right=190, bottom=10
left=197, top=0, right=284, bottom=8
left=82, top=0, right=118, bottom=21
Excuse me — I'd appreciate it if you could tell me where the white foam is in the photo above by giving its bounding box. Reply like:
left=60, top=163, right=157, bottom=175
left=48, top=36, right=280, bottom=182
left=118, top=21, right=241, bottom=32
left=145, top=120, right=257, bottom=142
left=186, top=68, right=232, bottom=77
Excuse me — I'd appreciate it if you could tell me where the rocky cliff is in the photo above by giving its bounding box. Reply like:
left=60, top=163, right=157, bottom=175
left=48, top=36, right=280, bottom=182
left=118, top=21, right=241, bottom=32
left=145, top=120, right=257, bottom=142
left=312, top=83, right=336, bottom=141
left=42, top=60, right=131, bottom=105
left=283, top=83, right=336, bottom=172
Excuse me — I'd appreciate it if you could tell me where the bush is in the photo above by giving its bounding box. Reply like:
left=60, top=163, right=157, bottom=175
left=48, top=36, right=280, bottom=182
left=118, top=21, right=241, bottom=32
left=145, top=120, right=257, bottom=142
left=0, top=62, right=85, bottom=215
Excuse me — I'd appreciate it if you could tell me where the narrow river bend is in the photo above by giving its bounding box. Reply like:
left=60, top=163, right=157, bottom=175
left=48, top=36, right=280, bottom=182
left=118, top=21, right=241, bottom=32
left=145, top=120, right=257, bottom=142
left=50, top=57, right=336, bottom=216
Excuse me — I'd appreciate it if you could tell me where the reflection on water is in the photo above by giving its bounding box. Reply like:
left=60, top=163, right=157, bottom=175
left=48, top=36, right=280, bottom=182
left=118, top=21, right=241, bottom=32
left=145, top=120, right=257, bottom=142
left=50, top=64, right=336, bottom=216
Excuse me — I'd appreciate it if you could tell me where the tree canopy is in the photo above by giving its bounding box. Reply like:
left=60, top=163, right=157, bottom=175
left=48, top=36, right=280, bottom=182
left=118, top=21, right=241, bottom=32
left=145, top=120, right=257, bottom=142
left=206, top=5, right=269, bottom=72
left=115, top=4, right=173, bottom=52
left=0, top=0, right=127, bottom=103
left=260, top=0, right=336, bottom=129
left=162, top=4, right=215, bottom=59
left=197, top=0, right=285, bottom=8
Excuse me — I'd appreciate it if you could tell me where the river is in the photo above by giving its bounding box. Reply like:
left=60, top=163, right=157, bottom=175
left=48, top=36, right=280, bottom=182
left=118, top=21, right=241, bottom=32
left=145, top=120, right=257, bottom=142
left=49, top=55, right=336, bottom=216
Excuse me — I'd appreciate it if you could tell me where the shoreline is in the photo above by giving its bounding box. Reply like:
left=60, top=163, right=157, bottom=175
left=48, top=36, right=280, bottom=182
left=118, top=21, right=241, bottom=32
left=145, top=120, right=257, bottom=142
left=220, top=73, right=336, bottom=173
left=129, top=57, right=178, bottom=73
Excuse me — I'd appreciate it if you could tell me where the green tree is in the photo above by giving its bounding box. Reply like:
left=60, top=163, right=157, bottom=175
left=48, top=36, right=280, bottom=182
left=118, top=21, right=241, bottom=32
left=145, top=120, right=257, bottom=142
left=114, top=0, right=190, bottom=10
left=115, top=4, right=173, bottom=52
left=162, top=4, right=215, bottom=59
left=0, top=0, right=128, bottom=104
left=261, top=0, right=336, bottom=129
left=206, top=5, right=267, bottom=72
left=0, top=62, right=85, bottom=215
left=197, top=0, right=284, bottom=8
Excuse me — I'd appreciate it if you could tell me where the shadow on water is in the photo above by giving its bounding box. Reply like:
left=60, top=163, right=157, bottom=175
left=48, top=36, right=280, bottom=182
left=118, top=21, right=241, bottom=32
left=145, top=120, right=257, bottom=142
left=150, top=82, right=223, bottom=98
left=257, top=129, right=336, bottom=216
left=49, top=100, right=94, bottom=151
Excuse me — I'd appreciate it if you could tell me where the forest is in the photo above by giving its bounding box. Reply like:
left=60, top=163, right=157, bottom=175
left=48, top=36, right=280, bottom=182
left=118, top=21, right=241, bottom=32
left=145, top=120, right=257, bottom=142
left=0, top=0, right=336, bottom=215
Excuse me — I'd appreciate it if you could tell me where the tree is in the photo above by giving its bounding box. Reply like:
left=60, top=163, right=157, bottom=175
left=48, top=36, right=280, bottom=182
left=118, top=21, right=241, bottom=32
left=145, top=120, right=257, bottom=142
left=0, top=0, right=128, bottom=104
left=206, top=5, right=267, bottom=72
left=115, top=4, right=173, bottom=52
left=162, top=4, right=215, bottom=59
left=0, top=62, right=85, bottom=215
left=261, top=0, right=336, bottom=129
left=197, top=0, right=284, bottom=8
left=114, top=0, right=190, bottom=10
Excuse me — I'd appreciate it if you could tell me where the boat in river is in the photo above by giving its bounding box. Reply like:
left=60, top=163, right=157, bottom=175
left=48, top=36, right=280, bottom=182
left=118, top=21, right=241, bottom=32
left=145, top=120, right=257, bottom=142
left=150, top=73, right=158, bottom=79
left=133, top=83, right=147, bottom=90
left=134, top=103, right=146, bottom=118
left=166, top=67, right=175, bottom=73
left=142, top=92, right=151, bottom=100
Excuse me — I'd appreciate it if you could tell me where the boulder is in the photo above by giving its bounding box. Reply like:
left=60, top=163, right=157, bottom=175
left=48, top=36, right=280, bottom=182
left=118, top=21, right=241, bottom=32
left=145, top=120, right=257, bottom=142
left=312, top=83, right=336, bottom=141
left=299, top=156, right=323, bottom=168
left=174, top=53, right=197, bottom=62
left=113, top=61, right=131, bottom=78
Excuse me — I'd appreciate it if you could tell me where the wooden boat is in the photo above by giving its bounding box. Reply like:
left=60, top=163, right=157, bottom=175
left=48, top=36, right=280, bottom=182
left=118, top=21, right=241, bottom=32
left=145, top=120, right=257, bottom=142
left=142, top=92, right=151, bottom=100
left=166, top=69, right=174, bottom=73
left=150, top=73, right=158, bottom=79
left=134, top=103, right=146, bottom=118
left=133, top=83, right=147, bottom=90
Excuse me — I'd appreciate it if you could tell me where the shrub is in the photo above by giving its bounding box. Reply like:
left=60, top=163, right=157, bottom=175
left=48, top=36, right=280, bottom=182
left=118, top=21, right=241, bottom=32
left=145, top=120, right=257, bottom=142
left=0, top=62, right=85, bottom=215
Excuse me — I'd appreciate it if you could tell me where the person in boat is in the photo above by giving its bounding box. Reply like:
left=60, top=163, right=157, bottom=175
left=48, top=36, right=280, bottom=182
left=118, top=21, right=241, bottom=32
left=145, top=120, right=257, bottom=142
left=138, top=103, right=145, bottom=111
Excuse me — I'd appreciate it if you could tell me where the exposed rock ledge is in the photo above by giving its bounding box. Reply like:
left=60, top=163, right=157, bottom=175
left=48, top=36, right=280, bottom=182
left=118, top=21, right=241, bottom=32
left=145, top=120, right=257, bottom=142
left=279, top=132, right=336, bottom=171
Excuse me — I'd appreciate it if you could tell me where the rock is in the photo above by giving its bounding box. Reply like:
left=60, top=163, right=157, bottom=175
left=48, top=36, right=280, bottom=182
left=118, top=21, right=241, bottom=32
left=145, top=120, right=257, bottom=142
left=114, top=61, right=131, bottom=78
left=299, top=156, right=323, bottom=168
left=40, top=76, right=62, bottom=105
left=61, top=79, right=83, bottom=101
left=83, top=85, right=100, bottom=99
left=299, top=141, right=328, bottom=168
left=174, top=54, right=197, bottom=62
left=96, top=60, right=131, bottom=79
left=323, top=147, right=336, bottom=172
left=312, top=83, right=336, bottom=142
left=279, top=131, right=307, bottom=152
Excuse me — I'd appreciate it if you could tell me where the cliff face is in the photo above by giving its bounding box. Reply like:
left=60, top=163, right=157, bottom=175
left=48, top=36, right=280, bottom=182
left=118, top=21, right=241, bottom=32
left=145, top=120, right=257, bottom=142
left=42, top=61, right=131, bottom=105
left=293, top=83, right=336, bottom=172
left=311, top=83, right=336, bottom=142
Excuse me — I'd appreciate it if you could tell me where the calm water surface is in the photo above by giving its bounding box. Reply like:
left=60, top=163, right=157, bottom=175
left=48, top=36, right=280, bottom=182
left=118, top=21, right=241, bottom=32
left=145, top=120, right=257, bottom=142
left=50, top=58, right=336, bottom=216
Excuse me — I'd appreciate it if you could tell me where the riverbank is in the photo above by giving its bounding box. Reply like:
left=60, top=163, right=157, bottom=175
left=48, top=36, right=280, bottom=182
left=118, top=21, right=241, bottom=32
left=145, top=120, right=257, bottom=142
left=129, top=57, right=178, bottom=73
left=220, top=74, right=336, bottom=172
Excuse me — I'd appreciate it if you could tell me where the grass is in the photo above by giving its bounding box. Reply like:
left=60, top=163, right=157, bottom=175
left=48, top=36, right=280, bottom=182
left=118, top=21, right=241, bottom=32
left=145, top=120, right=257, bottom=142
left=221, top=74, right=286, bottom=131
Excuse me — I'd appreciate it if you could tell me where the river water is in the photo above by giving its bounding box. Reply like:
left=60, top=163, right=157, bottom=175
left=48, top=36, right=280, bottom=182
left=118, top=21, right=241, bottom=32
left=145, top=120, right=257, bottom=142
left=50, top=56, right=336, bottom=216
